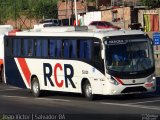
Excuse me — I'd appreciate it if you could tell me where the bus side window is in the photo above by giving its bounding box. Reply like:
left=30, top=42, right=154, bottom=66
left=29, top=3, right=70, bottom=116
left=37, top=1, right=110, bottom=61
left=23, top=39, right=34, bottom=57
left=36, top=39, right=41, bottom=57
left=79, top=40, right=92, bottom=60
left=49, top=40, right=56, bottom=57
left=49, top=39, right=62, bottom=58
left=13, top=39, right=21, bottom=56
left=42, top=40, right=48, bottom=57
left=6, top=38, right=13, bottom=56
left=23, top=39, right=28, bottom=56
left=63, top=40, right=77, bottom=59
left=94, top=45, right=101, bottom=59
left=35, top=39, right=48, bottom=57
left=64, top=40, right=70, bottom=58
left=56, top=40, right=62, bottom=58
left=71, top=40, right=77, bottom=58
left=85, top=41, right=92, bottom=60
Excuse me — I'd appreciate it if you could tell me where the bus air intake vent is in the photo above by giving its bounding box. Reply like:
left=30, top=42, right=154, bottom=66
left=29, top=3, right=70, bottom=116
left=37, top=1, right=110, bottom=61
left=121, top=86, right=147, bottom=93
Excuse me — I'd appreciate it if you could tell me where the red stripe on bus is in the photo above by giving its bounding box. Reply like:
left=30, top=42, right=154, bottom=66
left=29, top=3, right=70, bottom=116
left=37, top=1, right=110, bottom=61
left=0, top=59, right=3, bottom=71
left=8, top=29, right=21, bottom=36
left=17, top=58, right=31, bottom=86
left=0, top=59, right=3, bottom=65
left=115, top=77, right=124, bottom=85
left=8, top=32, right=16, bottom=36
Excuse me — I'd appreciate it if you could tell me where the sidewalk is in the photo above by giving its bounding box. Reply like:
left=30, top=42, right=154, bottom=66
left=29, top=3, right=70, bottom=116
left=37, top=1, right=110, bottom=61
left=146, top=32, right=160, bottom=76
left=146, top=31, right=153, bottom=39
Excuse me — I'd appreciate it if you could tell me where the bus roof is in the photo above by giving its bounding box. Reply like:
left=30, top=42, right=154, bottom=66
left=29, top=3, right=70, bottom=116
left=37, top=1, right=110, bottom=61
left=0, top=25, right=13, bottom=35
left=6, top=26, right=146, bottom=40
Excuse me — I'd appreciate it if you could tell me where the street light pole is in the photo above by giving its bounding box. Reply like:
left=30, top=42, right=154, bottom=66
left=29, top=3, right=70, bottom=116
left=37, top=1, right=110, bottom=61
left=123, top=0, right=125, bottom=29
left=74, top=0, right=78, bottom=26
left=14, top=0, right=17, bottom=28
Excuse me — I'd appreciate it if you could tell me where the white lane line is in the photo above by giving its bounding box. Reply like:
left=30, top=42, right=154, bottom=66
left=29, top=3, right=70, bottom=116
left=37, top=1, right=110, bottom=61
left=0, top=95, right=71, bottom=102
left=100, top=102, right=160, bottom=111
left=0, top=95, right=29, bottom=99
left=128, top=99, right=160, bottom=105
left=0, top=88, right=21, bottom=92
left=6, top=86, right=22, bottom=89
left=35, top=97, right=71, bottom=102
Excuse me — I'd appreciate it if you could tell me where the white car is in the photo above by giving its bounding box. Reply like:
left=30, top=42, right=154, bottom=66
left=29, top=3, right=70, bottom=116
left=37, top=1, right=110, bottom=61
left=39, top=19, right=60, bottom=27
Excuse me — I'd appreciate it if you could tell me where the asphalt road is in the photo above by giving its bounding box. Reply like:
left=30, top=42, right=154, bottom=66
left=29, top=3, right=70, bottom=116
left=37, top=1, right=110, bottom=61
left=0, top=78, right=160, bottom=120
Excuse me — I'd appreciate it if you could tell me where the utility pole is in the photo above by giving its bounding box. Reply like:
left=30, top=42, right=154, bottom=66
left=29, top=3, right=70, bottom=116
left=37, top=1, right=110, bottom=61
left=111, top=0, right=115, bottom=7
left=123, top=0, right=125, bottom=29
left=85, top=0, right=88, bottom=12
left=95, top=0, right=98, bottom=10
left=14, top=0, right=17, bottom=28
left=74, top=0, right=78, bottom=26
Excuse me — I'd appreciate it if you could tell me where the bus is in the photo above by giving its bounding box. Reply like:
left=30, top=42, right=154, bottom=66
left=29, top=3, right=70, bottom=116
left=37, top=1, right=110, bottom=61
left=4, top=26, right=156, bottom=100
left=0, top=25, right=13, bottom=81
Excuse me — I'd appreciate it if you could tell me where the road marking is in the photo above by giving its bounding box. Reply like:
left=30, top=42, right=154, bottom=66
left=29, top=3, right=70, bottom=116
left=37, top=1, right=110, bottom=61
left=128, top=99, right=160, bottom=105
left=0, top=95, right=71, bottom=102
left=1, top=94, right=160, bottom=111
left=35, top=97, right=71, bottom=102
left=0, top=88, right=21, bottom=92
left=100, top=102, right=160, bottom=111
left=1, top=95, right=29, bottom=99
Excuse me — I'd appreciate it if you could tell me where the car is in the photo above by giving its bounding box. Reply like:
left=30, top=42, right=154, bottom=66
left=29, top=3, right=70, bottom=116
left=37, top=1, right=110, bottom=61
left=89, top=21, right=121, bottom=30
left=39, top=19, right=60, bottom=27
left=128, top=23, right=143, bottom=31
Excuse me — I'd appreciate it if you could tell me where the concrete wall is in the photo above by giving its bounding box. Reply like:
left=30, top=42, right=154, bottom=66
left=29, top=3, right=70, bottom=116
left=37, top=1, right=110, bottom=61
left=58, top=1, right=86, bottom=19
left=78, top=11, right=101, bottom=25
left=101, top=7, right=131, bottom=29
left=78, top=7, right=131, bottom=29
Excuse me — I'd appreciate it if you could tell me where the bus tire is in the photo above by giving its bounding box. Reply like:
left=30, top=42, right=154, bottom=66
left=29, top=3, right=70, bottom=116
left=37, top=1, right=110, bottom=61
left=31, top=77, right=42, bottom=97
left=83, top=81, right=95, bottom=101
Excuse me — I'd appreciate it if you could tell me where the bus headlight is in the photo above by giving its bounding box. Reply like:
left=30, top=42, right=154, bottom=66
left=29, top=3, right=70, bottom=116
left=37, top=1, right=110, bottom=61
left=152, top=76, right=156, bottom=80
left=110, top=78, right=119, bottom=86
left=147, top=74, right=156, bottom=82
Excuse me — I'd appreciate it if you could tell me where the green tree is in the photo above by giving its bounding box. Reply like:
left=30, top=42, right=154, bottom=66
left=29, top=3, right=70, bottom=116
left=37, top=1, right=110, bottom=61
left=140, top=0, right=160, bottom=8
left=0, top=0, right=58, bottom=24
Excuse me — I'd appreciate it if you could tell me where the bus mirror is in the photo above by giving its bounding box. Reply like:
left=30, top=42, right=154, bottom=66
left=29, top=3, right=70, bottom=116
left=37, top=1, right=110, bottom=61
left=101, top=50, right=104, bottom=59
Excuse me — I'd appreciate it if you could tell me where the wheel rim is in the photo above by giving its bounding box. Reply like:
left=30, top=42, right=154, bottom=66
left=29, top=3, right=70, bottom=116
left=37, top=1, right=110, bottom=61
left=85, top=84, right=92, bottom=97
left=33, top=81, right=39, bottom=94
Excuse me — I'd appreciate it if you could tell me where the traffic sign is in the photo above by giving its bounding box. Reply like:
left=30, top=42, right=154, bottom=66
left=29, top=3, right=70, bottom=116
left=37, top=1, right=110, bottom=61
left=153, top=32, right=160, bottom=45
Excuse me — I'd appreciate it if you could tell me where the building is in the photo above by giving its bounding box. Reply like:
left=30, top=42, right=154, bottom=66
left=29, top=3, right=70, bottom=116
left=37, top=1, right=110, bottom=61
left=57, top=0, right=112, bottom=20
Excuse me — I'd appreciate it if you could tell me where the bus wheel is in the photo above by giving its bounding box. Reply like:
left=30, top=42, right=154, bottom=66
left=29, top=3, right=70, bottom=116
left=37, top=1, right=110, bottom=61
left=31, top=77, right=42, bottom=97
left=83, top=81, right=94, bottom=101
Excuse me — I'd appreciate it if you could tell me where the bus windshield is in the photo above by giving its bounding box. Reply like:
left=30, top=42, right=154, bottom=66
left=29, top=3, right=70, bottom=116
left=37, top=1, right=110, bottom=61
left=105, top=37, right=154, bottom=73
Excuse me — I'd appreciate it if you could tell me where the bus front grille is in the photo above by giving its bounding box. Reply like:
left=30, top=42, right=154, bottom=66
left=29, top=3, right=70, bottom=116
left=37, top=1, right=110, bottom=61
left=121, top=86, right=147, bottom=93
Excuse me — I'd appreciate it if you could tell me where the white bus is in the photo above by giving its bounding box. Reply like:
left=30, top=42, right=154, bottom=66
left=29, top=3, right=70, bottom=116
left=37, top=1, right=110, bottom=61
left=0, top=25, right=13, bottom=81
left=4, top=26, right=156, bottom=100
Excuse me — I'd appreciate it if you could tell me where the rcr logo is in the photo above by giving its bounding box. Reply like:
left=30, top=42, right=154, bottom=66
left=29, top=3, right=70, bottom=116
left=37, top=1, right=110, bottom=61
left=43, top=63, right=76, bottom=88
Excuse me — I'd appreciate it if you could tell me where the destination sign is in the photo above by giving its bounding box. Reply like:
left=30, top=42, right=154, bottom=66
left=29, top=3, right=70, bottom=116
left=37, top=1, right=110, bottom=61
left=105, top=39, right=127, bottom=45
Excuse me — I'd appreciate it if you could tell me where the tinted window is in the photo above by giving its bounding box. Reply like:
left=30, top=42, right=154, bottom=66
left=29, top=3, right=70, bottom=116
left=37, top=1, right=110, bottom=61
left=49, top=39, right=62, bottom=58
left=35, top=39, right=41, bottom=57
left=63, top=40, right=77, bottom=58
left=42, top=40, right=48, bottom=57
left=35, top=39, right=48, bottom=57
left=98, top=22, right=105, bottom=26
left=90, top=22, right=97, bottom=26
left=13, top=39, right=21, bottom=56
left=23, top=39, right=34, bottom=57
left=104, top=22, right=113, bottom=26
left=79, top=40, right=92, bottom=60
